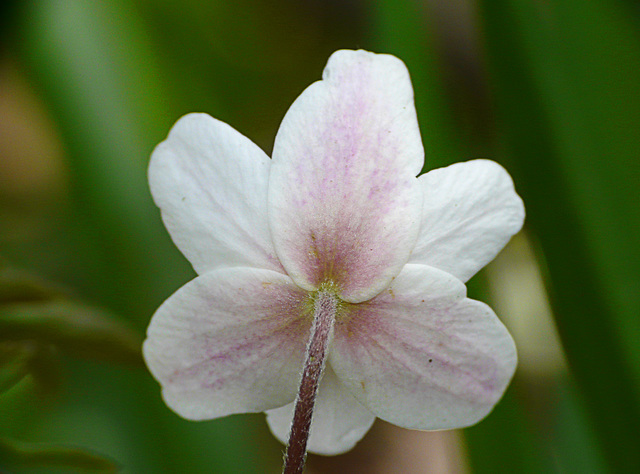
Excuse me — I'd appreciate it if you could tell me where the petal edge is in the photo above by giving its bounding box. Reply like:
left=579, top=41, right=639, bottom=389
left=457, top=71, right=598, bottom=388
left=331, top=265, right=516, bottom=430
left=269, top=50, right=424, bottom=302
left=149, top=113, right=283, bottom=274
left=143, top=268, right=309, bottom=420
left=265, top=367, right=376, bottom=455
left=409, top=159, right=525, bottom=282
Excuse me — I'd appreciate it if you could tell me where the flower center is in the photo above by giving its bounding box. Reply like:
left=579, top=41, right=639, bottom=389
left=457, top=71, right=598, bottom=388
left=307, top=280, right=347, bottom=321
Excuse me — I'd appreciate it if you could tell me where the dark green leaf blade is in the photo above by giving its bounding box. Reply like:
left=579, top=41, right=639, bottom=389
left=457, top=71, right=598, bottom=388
left=477, top=0, right=640, bottom=471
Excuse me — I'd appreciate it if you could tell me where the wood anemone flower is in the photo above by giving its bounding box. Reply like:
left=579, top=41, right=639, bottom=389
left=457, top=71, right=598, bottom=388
left=143, top=50, right=524, bottom=465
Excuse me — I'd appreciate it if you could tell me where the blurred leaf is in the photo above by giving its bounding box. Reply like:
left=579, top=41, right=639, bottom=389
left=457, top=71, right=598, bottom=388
left=0, top=342, right=62, bottom=397
left=0, top=436, right=118, bottom=473
left=478, top=0, right=640, bottom=471
left=17, top=1, right=275, bottom=472
left=465, top=384, right=554, bottom=474
left=19, top=0, right=192, bottom=319
left=368, top=0, right=460, bottom=172
left=0, top=342, right=33, bottom=393
left=0, top=266, right=69, bottom=304
left=27, top=343, right=64, bottom=396
left=552, top=378, right=608, bottom=474
left=0, top=300, right=142, bottom=366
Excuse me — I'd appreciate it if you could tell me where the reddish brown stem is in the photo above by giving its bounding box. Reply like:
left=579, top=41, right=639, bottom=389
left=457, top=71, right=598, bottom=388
left=283, top=291, right=337, bottom=474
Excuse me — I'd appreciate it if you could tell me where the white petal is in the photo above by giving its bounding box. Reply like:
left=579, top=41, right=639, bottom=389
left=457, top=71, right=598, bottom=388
left=149, top=113, right=283, bottom=274
left=143, top=267, right=310, bottom=420
left=331, top=264, right=517, bottom=430
left=268, top=50, right=423, bottom=303
left=409, top=160, right=525, bottom=282
left=265, top=367, right=376, bottom=455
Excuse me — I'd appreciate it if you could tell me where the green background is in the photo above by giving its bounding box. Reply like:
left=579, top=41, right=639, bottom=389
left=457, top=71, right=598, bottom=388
left=1, top=0, right=638, bottom=472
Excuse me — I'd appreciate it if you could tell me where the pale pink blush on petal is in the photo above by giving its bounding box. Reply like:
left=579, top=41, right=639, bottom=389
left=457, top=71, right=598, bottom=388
left=269, top=50, right=423, bottom=303
left=149, top=113, right=284, bottom=275
left=409, top=159, right=525, bottom=282
left=143, top=268, right=310, bottom=420
left=330, top=264, right=517, bottom=430
left=266, top=367, right=376, bottom=455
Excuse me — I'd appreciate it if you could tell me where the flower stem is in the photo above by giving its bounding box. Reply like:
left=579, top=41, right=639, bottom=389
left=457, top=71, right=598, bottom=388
left=283, top=290, right=337, bottom=474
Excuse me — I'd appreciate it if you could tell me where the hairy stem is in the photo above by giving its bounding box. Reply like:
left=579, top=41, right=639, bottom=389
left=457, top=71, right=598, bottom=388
left=283, top=290, right=337, bottom=474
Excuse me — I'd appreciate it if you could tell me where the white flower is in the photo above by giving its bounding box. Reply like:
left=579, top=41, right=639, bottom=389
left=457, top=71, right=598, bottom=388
left=143, top=49, right=524, bottom=455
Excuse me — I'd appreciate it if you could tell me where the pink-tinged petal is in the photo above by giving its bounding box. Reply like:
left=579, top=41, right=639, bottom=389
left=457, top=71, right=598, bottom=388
left=269, top=50, right=424, bottom=303
left=330, top=264, right=517, bottom=430
left=149, top=113, right=283, bottom=274
left=143, top=268, right=310, bottom=420
left=409, top=160, right=525, bottom=282
left=265, top=367, right=375, bottom=455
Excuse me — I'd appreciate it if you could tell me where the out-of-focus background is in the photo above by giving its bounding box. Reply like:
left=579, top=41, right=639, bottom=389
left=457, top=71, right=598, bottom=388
left=1, top=0, right=639, bottom=472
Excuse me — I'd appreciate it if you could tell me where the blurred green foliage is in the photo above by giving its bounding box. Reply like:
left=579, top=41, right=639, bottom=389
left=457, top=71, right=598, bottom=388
left=1, top=0, right=639, bottom=472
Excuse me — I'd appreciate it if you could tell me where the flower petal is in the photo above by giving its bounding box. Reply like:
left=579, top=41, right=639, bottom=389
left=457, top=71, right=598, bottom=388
left=409, top=160, right=525, bottom=282
left=149, top=113, right=283, bottom=274
left=143, top=267, right=310, bottom=420
left=269, top=50, right=424, bottom=303
left=265, top=367, right=376, bottom=455
left=330, top=264, right=517, bottom=430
